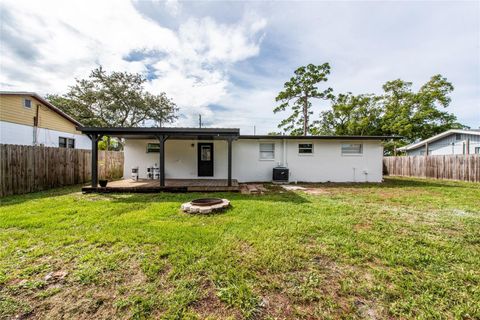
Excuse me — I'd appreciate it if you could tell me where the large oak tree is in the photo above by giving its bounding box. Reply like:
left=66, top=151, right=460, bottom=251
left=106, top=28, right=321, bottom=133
left=47, top=67, right=178, bottom=128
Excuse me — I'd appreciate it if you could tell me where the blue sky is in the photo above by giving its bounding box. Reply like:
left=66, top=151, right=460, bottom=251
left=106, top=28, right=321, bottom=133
left=1, top=0, right=479, bottom=134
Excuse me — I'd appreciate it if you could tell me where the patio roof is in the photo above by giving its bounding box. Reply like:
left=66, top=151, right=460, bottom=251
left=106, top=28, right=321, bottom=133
left=78, top=127, right=240, bottom=140
left=78, top=127, right=400, bottom=140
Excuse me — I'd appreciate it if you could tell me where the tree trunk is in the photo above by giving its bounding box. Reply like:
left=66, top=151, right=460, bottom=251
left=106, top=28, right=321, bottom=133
left=303, top=96, right=308, bottom=136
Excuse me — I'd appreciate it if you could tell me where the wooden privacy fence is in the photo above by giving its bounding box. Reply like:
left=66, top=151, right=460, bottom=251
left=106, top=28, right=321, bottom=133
left=0, top=144, right=124, bottom=197
left=383, top=155, right=480, bottom=182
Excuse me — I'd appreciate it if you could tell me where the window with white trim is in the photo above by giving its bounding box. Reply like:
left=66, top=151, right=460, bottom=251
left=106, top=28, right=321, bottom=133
left=341, top=143, right=363, bottom=155
left=23, top=98, right=32, bottom=108
left=475, top=147, right=480, bottom=154
left=298, top=143, right=313, bottom=154
left=59, top=137, right=75, bottom=148
left=259, top=143, right=275, bottom=160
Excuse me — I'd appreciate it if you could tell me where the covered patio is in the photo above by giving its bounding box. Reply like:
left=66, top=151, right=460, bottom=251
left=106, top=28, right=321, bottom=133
left=79, top=127, right=240, bottom=193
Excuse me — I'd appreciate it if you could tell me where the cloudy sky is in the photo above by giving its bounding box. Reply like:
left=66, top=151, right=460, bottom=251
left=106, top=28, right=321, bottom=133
left=1, top=0, right=479, bottom=134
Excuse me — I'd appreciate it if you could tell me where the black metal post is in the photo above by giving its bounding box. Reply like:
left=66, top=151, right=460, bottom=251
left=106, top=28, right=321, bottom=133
left=157, top=135, right=167, bottom=187
left=227, top=138, right=232, bottom=187
left=91, top=133, right=98, bottom=187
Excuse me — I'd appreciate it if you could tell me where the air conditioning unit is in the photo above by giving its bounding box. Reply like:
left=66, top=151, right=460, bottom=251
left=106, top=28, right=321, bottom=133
left=273, top=166, right=289, bottom=184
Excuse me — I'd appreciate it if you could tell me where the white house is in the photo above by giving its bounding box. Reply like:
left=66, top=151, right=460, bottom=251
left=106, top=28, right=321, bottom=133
left=398, top=129, right=480, bottom=156
left=0, top=91, right=91, bottom=149
left=79, top=127, right=396, bottom=192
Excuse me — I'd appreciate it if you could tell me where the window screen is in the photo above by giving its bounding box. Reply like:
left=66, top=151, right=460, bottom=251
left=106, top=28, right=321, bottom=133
left=59, top=137, right=75, bottom=148
left=59, top=137, right=67, bottom=148
left=23, top=98, right=32, bottom=108
left=146, top=143, right=160, bottom=153
left=298, top=143, right=313, bottom=154
left=259, top=143, right=275, bottom=160
left=201, top=145, right=211, bottom=161
left=341, top=143, right=363, bottom=155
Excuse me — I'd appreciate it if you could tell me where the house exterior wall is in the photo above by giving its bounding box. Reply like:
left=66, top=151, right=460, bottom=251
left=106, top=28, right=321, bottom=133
left=0, top=94, right=90, bottom=149
left=123, top=138, right=384, bottom=183
left=0, top=120, right=91, bottom=149
left=405, top=133, right=480, bottom=155
left=0, top=95, right=81, bottom=134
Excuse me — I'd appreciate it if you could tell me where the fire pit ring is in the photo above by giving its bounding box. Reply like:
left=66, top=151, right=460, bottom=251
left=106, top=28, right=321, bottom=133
left=191, top=198, right=224, bottom=206
left=181, top=198, right=230, bottom=214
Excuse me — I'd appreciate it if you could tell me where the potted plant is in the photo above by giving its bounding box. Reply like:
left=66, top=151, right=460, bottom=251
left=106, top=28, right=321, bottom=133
left=99, top=179, right=108, bottom=187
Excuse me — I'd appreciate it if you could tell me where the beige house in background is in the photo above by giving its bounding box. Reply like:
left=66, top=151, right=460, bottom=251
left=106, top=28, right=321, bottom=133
left=0, top=91, right=91, bottom=149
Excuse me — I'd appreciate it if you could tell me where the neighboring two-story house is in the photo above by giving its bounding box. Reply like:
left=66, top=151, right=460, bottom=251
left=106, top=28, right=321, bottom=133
left=398, top=129, right=480, bottom=156
left=0, top=91, right=90, bottom=149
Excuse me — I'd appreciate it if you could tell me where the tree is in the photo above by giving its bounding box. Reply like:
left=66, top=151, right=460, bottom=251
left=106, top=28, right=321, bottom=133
left=380, top=75, right=463, bottom=142
left=274, top=63, right=334, bottom=135
left=314, top=74, right=466, bottom=154
left=314, top=93, right=382, bottom=136
left=46, top=67, right=178, bottom=128
left=98, top=136, right=121, bottom=151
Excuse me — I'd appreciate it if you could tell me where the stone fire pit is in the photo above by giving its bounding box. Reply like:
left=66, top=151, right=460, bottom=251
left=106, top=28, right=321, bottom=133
left=181, top=198, right=230, bottom=214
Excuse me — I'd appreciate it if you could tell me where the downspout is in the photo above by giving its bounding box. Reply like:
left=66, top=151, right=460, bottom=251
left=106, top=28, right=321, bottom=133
left=33, top=104, right=40, bottom=145
left=283, top=138, right=287, bottom=167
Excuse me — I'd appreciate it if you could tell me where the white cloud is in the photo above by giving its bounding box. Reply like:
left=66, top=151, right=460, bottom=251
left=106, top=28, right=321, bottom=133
left=1, top=0, right=478, bottom=131
left=0, top=0, right=266, bottom=128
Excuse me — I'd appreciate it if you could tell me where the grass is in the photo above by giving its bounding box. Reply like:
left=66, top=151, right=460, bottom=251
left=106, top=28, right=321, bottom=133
left=0, top=177, right=479, bottom=319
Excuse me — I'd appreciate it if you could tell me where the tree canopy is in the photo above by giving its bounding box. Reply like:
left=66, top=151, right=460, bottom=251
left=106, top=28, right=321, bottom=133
left=274, top=63, right=334, bottom=135
left=47, top=67, right=178, bottom=128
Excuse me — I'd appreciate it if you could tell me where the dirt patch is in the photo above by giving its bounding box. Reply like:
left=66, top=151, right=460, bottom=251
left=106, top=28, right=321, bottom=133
left=304, top=188, right=330, bottom=195
left=261, top=292, right=293, bottom=319
left=240, top=184, right=268, bottom=195
left=192, top=280, right=241, bottom=319
left=2, top=256, right=161, bottom=320
left=257, top=251, right=387, bottom=319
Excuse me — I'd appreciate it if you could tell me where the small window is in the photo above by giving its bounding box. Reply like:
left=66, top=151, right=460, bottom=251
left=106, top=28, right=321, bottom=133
left=59, top=137, right=75, bottom=148
left=200, top=145, right=211, bottom=161
left=23, top=98, right=32, bottom=108
left=341, top=143, right=363, bottom=155
left=475, top=147, right=480, bottom=154
left=146, top=143, right=160, bottom=153
left=259, top=143, right=275, bottom=160
left=455, top=134, right=462, bottom=141
left=298, top=143, right=313, bottom=154
left=59, top=137, right=67, bottom=148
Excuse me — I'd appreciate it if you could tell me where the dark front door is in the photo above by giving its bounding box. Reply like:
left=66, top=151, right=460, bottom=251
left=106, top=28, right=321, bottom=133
left=198, top=143, right=214, bottom=176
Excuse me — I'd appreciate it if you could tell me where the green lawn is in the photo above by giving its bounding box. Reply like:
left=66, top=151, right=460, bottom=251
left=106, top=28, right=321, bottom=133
left=0, top=177, right=479, bottom=320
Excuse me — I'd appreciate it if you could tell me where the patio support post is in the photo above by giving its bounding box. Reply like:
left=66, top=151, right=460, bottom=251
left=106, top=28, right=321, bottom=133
left=157, top=135, right=168, bottom=187
left=227, top=137, right=233, bottom=187
left=90, top=133, right=99, bottom=187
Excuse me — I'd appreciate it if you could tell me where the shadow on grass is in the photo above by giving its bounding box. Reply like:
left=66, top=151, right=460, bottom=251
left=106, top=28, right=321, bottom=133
left=4, top=177, right=469, bottom=208
left=0, top=185, right=83, bottom=207
left=99, top=188, right=311, bottom=205
left=297, top=176, right=476, bottom=190
left=0, top=184, right=311, bottom=207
